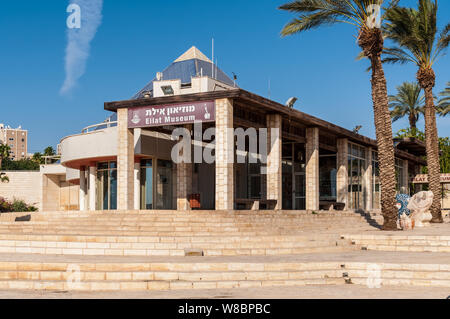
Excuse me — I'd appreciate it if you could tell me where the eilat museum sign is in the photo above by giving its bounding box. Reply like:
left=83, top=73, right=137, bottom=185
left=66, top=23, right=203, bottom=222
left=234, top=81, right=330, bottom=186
left=412, top=174, right=450, bottom=184
left=128, top=101, right=215, bottom=128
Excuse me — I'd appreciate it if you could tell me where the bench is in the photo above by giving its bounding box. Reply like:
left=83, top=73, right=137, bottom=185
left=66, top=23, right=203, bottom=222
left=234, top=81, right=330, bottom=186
left=319, top=201, right=345, bottom=211
left=235, top=199, right=278, bottom=210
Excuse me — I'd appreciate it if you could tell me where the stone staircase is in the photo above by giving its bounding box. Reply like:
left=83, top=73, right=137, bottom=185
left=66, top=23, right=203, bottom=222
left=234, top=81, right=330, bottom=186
left=0, top=209, right=448, bottom=292
left=342, top=234, right=450, bottom=253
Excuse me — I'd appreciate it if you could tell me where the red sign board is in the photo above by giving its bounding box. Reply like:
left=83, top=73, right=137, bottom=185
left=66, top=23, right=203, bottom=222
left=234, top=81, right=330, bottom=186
left=128, top=101, right=215, bottom=128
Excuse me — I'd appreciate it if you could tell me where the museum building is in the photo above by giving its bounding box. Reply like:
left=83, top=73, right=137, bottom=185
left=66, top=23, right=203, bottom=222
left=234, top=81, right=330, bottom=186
left=57, top=47, right=428, bottom=212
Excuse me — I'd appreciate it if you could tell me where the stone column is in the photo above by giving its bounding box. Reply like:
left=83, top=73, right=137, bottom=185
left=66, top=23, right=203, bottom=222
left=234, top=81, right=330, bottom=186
left=134, top=162, right=140, bottom=210
left=403, top=160, right=409, bottom=195
left=215, top=98, right=234, bottom=210
left=306, top=127, right=320, bottom=211
left=79, top=167, right=87, bottom=211
left=266, top=114, right=282, bottom=210
left=337, top=138, right=348, bottom=208
left=177, top=125, right=192, bottom=211
left=364, top=148, right=373, bottom=211
left=89, top=165, right=96, bottom=210
left=117, top=108, right=134, bottom=210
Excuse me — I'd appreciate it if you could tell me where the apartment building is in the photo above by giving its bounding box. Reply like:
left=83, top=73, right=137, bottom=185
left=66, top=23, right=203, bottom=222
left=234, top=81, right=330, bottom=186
left=0, top=123, right=28, bottom=160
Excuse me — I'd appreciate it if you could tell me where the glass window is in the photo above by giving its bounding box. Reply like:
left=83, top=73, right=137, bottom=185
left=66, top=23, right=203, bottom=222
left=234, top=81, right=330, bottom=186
left=372, top=151, right=380, bottom=209
left=347, top=143, right=367, bottom=210
left=96, top=161, right=117, bottom=210
left=319, top=155, right=337, bottom=201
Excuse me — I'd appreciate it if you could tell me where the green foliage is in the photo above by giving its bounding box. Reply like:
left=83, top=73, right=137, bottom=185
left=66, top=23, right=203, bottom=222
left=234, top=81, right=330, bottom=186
left=1, top=158, right=39, bottom=171
left=278, top=1, right=399, bottom=36
left=0, top=197, right=37, bottom=213
left=0, top=143, right=10, bottom=159
left=0, top=145, right=55, bottom=170
left=389, top=82, right=424, bottom=126
left=383, top=0, right=450, bottom=69
left=439, top=137, right=450, bottom=174
left=395, top=128, right=450, bottom=174
left=0, top=173, right=9, bottom=183
left=395, top=127, right=425, bottom=140
left=43, top=147, right=56, bottom=157
left=438, top=82, right=450, bottom=116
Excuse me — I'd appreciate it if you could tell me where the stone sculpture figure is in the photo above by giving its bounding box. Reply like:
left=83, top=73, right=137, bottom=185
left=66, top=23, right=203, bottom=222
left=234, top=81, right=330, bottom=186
left=396, top=194, right=413, bottom=230
left=407, top=191, right=434, bottom=227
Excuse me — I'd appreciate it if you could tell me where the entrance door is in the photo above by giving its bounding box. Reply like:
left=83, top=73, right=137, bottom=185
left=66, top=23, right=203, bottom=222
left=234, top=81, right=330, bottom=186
left=140, top=159, right=153, bottom=209
left=96, top=162, right=117, bottom=210
left=294, top=173, right=306, bottom=210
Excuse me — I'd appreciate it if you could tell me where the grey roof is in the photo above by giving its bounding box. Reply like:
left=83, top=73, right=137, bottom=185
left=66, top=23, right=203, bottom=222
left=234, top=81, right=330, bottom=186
left=132, top=58, right=235, bottom=99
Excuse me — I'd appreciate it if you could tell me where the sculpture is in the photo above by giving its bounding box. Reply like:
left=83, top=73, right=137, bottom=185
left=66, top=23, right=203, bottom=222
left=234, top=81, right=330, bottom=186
left=407, top=191, right=433, bottom=228
left=396, top=194, right=413, bottom=230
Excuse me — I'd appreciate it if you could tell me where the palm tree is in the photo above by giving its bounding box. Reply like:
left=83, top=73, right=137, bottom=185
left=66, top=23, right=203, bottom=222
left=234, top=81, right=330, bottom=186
left=279, top=0, right=399, bottom=230
left=389, top=82, right=424, bottom=129
left=438, top=82, right=450, bottom=116
left=384, top=0, right=449, bottom=223
left=0, top=143, right=11, bottom=170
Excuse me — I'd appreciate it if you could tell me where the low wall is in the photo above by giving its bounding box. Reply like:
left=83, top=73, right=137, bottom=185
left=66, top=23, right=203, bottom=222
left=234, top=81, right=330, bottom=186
left=0, top=171, right=41, bottom=207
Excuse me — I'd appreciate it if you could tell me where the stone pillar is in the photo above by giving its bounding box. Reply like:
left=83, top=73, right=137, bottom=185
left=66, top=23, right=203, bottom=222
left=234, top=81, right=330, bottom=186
left=79, top=167, right=87, bottom=211
left=215, top=98, right=234, bottom=210
left=337, top=138, right=348, bottom=208
left=177, top=125, right=192, bottom=211
left=117, top=108, right=135, bottom=210
left=134, top=162, right=140, bottom=210
left=364, top=148, right=373, bottom=211
left=89, top=165, right=96, bottom=210
left=306, top=127, right=320, bottom=211
left=266, top=114, right=282, bottom=210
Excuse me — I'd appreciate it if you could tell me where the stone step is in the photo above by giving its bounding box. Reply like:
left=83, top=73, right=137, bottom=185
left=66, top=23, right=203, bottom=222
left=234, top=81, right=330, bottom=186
left=0, top=219, right=373, bottom=226
left=0, top=234, right=341, bottom=243
left=357, top=245, right=450, bottom=253
left=0, top=244, right=354, bottom=257
left=0, top=260, right=448, bottom=291
left=0, top=239, right=347, bottom=250
left=0, top=278, right=347, bottom=291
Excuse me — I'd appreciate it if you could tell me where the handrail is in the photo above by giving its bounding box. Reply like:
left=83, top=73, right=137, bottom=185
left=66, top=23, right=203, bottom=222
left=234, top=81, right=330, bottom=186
left=81, top=121, right=118, bottom=134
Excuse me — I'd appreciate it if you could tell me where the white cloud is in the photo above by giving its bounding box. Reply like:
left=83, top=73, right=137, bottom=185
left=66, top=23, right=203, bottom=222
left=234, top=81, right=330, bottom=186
left=60, top=0, right=103, bottom=95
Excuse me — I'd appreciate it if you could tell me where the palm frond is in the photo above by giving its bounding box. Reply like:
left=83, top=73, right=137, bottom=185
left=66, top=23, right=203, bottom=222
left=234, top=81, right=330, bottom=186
left=383, top=0, right=444, bottom=69
left=279, top=0, right=386, bottom=37
left=388, top=81, right=425, bottom=124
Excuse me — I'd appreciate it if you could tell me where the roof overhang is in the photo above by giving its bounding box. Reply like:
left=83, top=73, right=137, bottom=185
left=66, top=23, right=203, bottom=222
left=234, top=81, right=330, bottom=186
left=105, top=89, right=426, bottom=164
left=393, top=137, right=427, bottom=157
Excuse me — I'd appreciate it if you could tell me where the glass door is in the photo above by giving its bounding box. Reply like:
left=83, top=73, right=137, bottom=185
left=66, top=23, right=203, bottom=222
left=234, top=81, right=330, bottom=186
left=96, top=162, right=117, bottom=210
left=140, top=159, right=153, bottom=210
left=155, top=160, right=173, bottom=209
left=294, top=173, right=306, bottom=210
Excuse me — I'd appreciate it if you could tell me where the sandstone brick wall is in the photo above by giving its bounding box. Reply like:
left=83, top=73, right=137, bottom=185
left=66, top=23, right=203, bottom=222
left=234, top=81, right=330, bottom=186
left=337, top=138, right=348, bottom=208
left=117, top=108, right=135, bottom=210
left=305, top=128, right=319, bottom=210
left=266, top=114, right=282, bottom=210
left=215, top=98, right=234, bottom=210
left=0, top=171, right=41, bottom=207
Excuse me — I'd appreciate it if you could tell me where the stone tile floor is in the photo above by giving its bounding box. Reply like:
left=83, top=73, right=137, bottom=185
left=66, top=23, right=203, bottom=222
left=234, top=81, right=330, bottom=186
left=0, top=285, right=448, bottom=299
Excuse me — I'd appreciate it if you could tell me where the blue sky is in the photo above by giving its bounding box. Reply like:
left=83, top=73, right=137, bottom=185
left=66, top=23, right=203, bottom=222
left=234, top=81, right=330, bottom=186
left=0, top=0, right=449, bottom=153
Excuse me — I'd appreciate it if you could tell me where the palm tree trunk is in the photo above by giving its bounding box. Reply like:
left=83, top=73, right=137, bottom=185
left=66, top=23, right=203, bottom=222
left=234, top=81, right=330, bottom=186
left=370, top=55, right=398, bottom=230
left=409, top=113, right=417, bottom=130
left=359, top=28, right=398, bottom=231
left=419, top=68, right=443, bottom=223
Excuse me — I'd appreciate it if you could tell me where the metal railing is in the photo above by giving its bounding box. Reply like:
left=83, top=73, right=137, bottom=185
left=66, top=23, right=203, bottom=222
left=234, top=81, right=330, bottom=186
left=81, top=121, right=117, bottom=134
